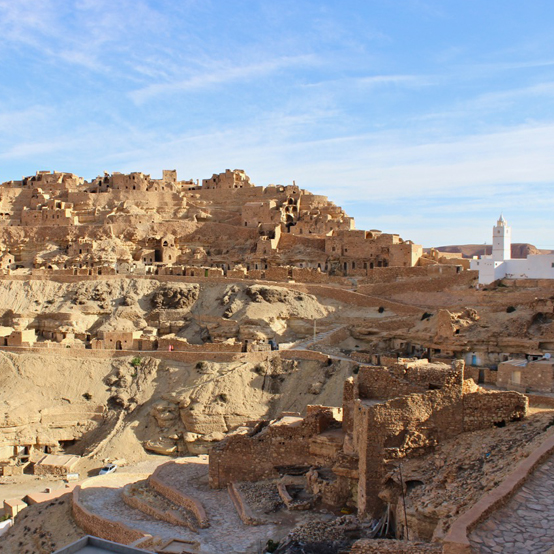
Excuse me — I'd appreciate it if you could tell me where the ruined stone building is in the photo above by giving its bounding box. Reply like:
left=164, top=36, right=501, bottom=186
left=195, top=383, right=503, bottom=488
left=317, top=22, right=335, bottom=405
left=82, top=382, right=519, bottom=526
left=209, top=360, right=526, bottom=522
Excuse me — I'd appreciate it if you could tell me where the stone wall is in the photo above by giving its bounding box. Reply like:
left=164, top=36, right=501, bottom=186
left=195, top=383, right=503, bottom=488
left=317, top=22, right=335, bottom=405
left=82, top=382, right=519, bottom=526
left=354, top=384, right=464, bottom=516
left=265, top=266, right=290, bottom=281
left=209, top=408, right=338, bottom=488
left=157, top=337, right=242, bottom=353
left=227, top=482, right=264, bottom=525
left=462, top=391, right=527, bottom=432
left=355, top=363, right=460, bottom=401
left=121, top=482, right=195, bottom=531
left=280, top=350, right=331, bottom=363
left=0, top=345, right=273, bottom=366
left=356, top=366, right=427, bottom=400
left=443, top=431, right=554, bottom=554
left=72, top=485, right=146, bottom=545
left=149, top=462, right=208, bottom=528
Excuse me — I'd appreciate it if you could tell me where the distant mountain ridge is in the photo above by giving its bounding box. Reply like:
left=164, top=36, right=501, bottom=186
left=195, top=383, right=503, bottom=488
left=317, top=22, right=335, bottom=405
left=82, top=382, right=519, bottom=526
left=432, top=243, right=554, bottom=259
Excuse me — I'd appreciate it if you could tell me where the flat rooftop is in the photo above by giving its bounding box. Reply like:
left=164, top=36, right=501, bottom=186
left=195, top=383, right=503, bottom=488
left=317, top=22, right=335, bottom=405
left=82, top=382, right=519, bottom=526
left=53, top=536, right=150, bottom=554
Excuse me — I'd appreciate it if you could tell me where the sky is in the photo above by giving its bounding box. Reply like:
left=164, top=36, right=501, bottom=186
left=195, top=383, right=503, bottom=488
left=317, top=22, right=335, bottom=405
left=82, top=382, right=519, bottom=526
left=1, top=0, right=554, bottom=247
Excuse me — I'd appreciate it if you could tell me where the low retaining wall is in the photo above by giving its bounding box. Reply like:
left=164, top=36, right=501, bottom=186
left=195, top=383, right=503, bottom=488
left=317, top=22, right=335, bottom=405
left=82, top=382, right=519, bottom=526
left=527, top=393, right=554, bottom=409
left=121, top=483, right=195, bottom=531
left=227, top=483, right=264, bottom=525
left=72, top=485, right=148, bottom=545
left=288, top=283, right=422, bottom=315
left=280, top=349, right=331, bottom=363
left=149, top=463, right=209, bottom=528
left=0, top=345, right=269, bottom=365
left=442, top=429, right=554, bottom=553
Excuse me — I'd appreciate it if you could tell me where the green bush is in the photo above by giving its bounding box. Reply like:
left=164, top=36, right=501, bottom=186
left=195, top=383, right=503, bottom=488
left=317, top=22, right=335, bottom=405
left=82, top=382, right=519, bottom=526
left=130, top=357, right=142, bottom=368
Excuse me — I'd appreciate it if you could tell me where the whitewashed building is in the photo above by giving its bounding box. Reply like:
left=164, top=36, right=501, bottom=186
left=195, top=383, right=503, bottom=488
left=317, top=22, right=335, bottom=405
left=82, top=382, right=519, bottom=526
left=471, top=215, right=554, bottom=284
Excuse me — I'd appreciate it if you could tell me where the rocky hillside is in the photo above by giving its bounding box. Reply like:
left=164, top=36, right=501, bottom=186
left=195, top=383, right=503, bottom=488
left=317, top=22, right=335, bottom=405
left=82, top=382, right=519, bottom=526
left=434, top=243, right=550, bottom=258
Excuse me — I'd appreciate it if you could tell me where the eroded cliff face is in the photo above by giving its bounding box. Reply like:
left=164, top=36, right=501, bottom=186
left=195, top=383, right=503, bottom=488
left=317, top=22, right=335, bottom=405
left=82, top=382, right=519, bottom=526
left=0, top=275, right=348, bottom=466
left=0, top=279, right=333, bottom=345
left=0, top=350, right=354, bottom=465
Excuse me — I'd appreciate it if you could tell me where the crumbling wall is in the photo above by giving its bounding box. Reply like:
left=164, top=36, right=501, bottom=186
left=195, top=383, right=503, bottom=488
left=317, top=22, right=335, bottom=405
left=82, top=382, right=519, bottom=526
left=355, top=382, right=465, bottom=516
left=356, top=366, right=428, bottom=400
left=356, top=363, right=460, bottom=401
left=209, top=407, right=338, bottom=488
left=209, top=422, right=316, bottom=488
left=462, top=390, right=527, bottom=432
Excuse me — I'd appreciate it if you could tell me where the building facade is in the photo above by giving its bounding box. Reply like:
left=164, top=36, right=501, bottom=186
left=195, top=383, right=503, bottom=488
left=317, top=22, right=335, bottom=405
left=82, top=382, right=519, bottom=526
left=471, top=216, right=554, bottom=284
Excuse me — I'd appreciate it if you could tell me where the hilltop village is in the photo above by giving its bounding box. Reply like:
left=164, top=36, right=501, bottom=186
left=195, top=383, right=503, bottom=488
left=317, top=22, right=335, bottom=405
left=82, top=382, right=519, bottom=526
left=0, top=169, right=553, bottom=554
left=0, top=168, right=421, bottom=277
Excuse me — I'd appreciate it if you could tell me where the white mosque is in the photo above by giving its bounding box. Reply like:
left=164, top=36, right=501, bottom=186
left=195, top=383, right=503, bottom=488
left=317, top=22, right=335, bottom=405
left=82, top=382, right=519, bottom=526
left=470, top=215, right=554, bottom=284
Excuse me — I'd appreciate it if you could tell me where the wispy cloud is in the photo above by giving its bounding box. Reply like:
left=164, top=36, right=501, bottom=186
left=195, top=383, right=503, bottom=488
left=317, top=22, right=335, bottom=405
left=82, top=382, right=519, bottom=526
left=129, top=54, right=318, bottom=104
left=0, top=0, right=168, bottom=75
left=1, top=1, right=554, bottom=248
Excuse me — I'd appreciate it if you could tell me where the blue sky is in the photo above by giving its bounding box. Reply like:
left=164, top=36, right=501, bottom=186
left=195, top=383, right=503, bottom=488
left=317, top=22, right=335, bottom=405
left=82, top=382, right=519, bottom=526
left=1, top=0, right=554, bottom=247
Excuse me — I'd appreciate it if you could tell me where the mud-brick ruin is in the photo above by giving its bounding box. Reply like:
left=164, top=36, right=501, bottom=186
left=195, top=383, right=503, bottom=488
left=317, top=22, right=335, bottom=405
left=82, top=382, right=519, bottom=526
left=1, top=168, right=554, bottom=554
left=210, top=359, right=526, bottom=521
left=0, top=168, right=421, bottom=278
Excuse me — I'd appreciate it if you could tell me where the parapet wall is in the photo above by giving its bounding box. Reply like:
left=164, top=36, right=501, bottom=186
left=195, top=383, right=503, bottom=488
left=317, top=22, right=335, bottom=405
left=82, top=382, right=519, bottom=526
left=0, top=345, right=272, bottom=365
left=443, top=429, right=554, bottom=554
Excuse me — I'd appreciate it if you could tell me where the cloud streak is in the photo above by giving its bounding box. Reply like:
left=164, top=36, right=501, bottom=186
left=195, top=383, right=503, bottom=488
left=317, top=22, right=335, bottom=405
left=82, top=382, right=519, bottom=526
left=128, top=54, right=319, bottom=104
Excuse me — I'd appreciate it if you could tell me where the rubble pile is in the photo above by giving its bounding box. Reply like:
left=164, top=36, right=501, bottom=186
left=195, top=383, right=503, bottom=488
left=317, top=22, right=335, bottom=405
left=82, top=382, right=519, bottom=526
left=276, top=515, right=362, bottom=554
left=395, top=411, right=554, bottom=539
left=238, top=481, right=284, bottom=513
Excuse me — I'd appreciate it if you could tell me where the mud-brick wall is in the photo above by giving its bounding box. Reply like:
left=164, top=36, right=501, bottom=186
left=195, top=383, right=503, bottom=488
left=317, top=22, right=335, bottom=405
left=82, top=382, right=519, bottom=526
left=291, top=267, right=329, bottom=283
left=356, top=366, right=426, bottom=400
left=209, top=423, right=318, bottom=488
left=265, top=266, right=290, bottom=281
left=462, top=391, right=527, bottom=432
left=354, top=387, right=465, bottom=517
